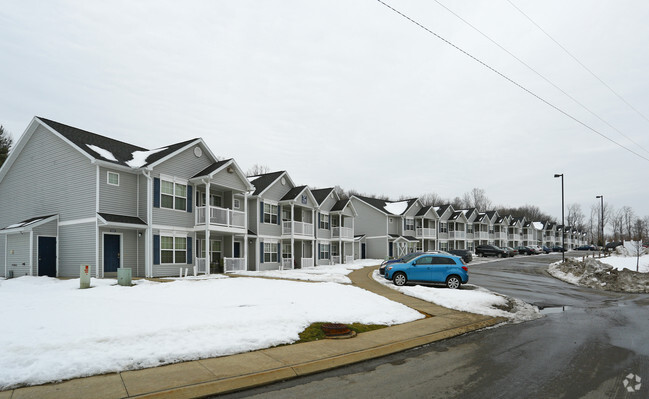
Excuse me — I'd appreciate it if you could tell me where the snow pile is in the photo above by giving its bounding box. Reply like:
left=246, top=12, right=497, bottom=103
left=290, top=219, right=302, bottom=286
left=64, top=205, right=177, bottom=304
left=613, top=241, right=649, bottom=257
left=0, top=275, right=422, bottom=389
left=126, top=147, right=167, bottom=168
left=372, top=271, right=540, bottom=323
left=600, top=253, right=649, bottom=273
left=233, top=259, right=382, bottom=284
left=384, top=201, right=409, bottom=215
left=548, top=257, right=649, bottom=293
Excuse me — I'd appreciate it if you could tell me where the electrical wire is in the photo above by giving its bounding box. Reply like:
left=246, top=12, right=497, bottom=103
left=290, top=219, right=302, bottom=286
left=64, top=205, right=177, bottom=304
left=434, top=0, right=649, bottom=156
left=375, top=0, right=649, bottom=163
left=506, top=0, right=649, bottom=130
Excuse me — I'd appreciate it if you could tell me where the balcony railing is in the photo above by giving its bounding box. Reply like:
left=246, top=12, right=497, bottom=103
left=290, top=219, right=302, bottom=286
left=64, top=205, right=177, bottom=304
left=196, top=206, right=245, bottom=229
left=449, top=231, right=466, bottom=239
left=475, top=231, right=489, bottom=239
left=282, top=221, right=314, bottom=237
left=332, top=255, right=341, bottom=264
left=508, top=234, right=520, bottom=240
left=332, top=227, right=354, bottom=239
left=416, top=228, right=437, bottom=238
left=301, top=257, right=314, bottom=268
left=495, top=232, right=507, bottom=240
left=281, top=257, right=294, bottom=270
left=345, top=255, right=354, bottom=264
left=224, top=258, right=246, bottom=273
left=196, top=257, right=207, bottom=274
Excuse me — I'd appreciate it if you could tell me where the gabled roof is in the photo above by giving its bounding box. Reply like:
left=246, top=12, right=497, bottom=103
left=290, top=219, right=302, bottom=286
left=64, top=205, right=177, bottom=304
left=485, top=210, right=498, bottom=220
left=280, top=185, right=318, bottom=206
left=475, top=213, right=487, bottom=222
left=462, top=208, right=478, bottom=220
left=436, top=204, right=452, bottom=218
left=191, top=159, right=255, bottom=191
left=330, top=199, right=358, bottom=216
left=311, top=188, right=336, bottom=206
left=192, top=159, right=231, bottom=178
left=38, top=117, right=201, bottom=169
left=0, top=214, right=58, bottom=233
left=352, top=195, right=417, bottom=216
left=247, top=171, right=289, bottom=196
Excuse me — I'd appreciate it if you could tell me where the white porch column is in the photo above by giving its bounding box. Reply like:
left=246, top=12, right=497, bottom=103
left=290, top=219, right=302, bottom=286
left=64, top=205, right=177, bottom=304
left=205, top=181, right=211, bottom=274
left=244, top=192, right=248, bottom=270
left=290, top=204, right=295, bottom=267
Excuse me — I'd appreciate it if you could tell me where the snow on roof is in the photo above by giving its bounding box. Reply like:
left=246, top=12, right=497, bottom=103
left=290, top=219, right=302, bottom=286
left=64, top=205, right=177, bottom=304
left=86, top=144, right=118, bottom=162
left=532, top=221, right=544, bottom=230
left=384, top=201, right=409, bottom=215
left=126, top=147, right=167, bottom=168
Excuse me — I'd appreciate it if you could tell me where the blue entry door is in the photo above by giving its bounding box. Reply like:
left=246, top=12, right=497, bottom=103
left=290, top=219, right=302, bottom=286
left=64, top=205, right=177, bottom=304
left=104, top=234, right=121, bottom=273
left=38, top=236, right=57, bottom=276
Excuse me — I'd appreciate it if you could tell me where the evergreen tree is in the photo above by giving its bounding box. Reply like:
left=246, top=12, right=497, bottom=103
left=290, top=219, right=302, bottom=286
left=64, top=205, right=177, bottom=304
left=0, top=125, right=13, bottom=168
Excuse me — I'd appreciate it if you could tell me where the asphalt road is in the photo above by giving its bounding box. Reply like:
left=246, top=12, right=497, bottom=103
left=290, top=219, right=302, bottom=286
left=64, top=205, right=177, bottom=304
left=217, top=253, right=649, bottom=399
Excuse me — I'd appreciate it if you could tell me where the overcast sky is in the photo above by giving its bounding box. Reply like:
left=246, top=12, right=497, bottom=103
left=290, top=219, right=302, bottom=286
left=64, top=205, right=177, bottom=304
left=2, top=0, right=649, bottom=221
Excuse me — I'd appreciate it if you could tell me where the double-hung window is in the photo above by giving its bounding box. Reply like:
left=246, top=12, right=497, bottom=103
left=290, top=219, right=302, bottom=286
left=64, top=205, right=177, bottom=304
left=160, top=235, right=187, bottom=264
left=405, top=218, right=414, bottom=231
left=282, top=243, right=292, bottom=259
left=264, top=242, right=278, bottom=262
left=320, top=213, right=330, bottom=229
left=161, top=177, right=187, bottom=211
left=319, top=243, right=330, bottom=259
left=264, top=203, right=278, bottom=224
left=440, top=222, right=448, bottom=233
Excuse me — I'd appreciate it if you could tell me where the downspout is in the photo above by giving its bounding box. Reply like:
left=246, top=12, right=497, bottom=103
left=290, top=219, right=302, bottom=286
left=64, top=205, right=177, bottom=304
left=203, top=179, right=211, bottom=274
left=96, top=164, right=100, bottom=278
left=143, top=170, right=153, bottom=278
left=29, top=230, right=34, bottom=275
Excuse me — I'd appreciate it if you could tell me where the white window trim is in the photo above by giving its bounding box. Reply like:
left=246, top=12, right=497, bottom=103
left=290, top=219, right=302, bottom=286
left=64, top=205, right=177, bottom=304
left=320, top=212, right=330, bottom=230
left=160, top=175, right=188, bottom=211
left=405, top=217, right=414, bottom=231
left=264, top=241, right=279, bottom=263
left=107, top=171, right=120, bottom=186
left=159, top=231, right=188, bottom=265
left=264, top=201, right=278, bottom=224
left=233, top=198, right=241, bottom=209
left=319, top=243, right=331, bottom=259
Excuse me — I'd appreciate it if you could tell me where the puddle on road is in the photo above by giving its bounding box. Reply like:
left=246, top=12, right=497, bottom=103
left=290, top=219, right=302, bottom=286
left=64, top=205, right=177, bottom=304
left=538, top=305, right=572, bottom=314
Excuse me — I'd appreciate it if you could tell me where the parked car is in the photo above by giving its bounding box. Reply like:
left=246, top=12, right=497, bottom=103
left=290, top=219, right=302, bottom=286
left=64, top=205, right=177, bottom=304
left=475, top=245, right=507, bottom=258
left=529, top=245, right=544, bottom=254
left=384, top=253, right=469, bottom=289
left=605, top=242, right=623, bottom=251
left=551, top=246, right=566, bottom=252
left=379, top=252, right=424, bottom=275
left=576, top=245, right=596, bottom=251
left=447, top=249, right=473, bottom=263
left=541, top=246, right=552, bottom=254
left=501, top=246, right=519, bottom=257
left=515, top=245, right=535, bottom=255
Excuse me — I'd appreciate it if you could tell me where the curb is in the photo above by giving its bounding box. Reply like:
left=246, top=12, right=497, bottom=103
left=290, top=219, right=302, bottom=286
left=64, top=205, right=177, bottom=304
left=129, top=316, right=504, bottom=398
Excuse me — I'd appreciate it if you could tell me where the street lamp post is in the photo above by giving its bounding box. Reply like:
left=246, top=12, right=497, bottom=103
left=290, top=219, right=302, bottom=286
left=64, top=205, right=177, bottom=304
left=554, top=174, right=565, bottom=262
left=596, top=195, right=604, bottom=248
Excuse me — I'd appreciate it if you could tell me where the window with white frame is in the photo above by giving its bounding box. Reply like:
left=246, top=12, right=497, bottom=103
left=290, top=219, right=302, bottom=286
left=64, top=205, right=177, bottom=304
left=439, top=222, right=448, bottom=233
left=107, top=171, right=119, bottom=186
left=467, top=242, right=474, bottom=251
left=331, top=243, right=339, bottom=256
left=319, top=243, right=330, bottom=259
left=200, top=239, right=221, bottom=262
left=439, top=242, right=448, bottom=251
left=405, top=218, right=414, bottom=231
left=320, top=213, right=330, bottom=229
left=264, top=203, right=278, bottom=224
left=200, top=193, right=221, bottom=207
left=161, top=178, right=187, bottom=210
left=264, top=242, right=278, bottom=262
left=233, top=198, right=241, bottom=209
left=160, top=235, right=187, bottom=264
left=282, top=243, right=292, bottom=259
left=468, top=224, right=474, bottom=233
left=331, top=215, right=339, bottom=228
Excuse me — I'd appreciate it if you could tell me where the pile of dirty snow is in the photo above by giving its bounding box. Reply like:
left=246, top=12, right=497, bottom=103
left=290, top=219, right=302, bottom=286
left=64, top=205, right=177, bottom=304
left=548, top=258, right=649, bottom=293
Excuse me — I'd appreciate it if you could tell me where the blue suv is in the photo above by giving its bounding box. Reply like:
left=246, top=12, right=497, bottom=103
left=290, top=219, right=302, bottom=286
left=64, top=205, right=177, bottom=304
left=384, top=253, right=468, bottom=289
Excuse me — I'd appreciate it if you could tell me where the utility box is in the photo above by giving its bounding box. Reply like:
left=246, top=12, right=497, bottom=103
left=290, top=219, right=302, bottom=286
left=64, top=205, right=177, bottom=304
left=80, top=264, right=91, bottom=289
left=117, top=268, right=132, bottom=286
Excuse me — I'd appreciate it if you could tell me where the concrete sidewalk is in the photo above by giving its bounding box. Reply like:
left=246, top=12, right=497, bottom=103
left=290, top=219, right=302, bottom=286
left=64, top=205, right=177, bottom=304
left=3, top=266, right=505, bottom=399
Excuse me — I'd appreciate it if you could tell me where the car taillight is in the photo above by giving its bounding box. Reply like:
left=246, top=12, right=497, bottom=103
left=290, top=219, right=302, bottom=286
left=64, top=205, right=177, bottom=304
left=462, top=266, right=468, bottom=272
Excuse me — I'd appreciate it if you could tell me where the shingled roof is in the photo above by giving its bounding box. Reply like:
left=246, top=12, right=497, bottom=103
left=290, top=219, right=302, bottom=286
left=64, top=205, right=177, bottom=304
left=247, top=171, right=286, bottom=196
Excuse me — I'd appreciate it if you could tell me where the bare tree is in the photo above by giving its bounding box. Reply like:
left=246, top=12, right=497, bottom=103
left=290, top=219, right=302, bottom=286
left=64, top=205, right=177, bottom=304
left=451, top=196, right=465, bottom=209
left=420, top=192, right=447, bottom=207
left=462, top=188, right=493, bottom=212
left=246, top=164, right=271, bottom=176
left=631, top=217, right=647, bottom=272
left=611, top=208, right=624, bottom=241
left=567, top=203, right=585, bottom=230
left=622, top=206, right=635, bottom=240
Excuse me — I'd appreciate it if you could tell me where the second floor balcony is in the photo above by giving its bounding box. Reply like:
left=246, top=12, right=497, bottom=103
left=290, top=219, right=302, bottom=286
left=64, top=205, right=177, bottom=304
left=332, top=226, right=354, bottom=239
left=416, top=227, right=437, bottom=239
left=449, top=231, right=466, bottom=239
left=282, top=221, right=314, bottom=237
left=196, top=206, right=245, bottom=230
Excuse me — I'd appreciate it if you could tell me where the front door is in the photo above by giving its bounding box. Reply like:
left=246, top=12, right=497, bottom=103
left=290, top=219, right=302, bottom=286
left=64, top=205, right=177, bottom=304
left=104, top=234, right=121, bottom=273
left=38, top=236, right=56, bottom=277
left=233, top=241, right=241, bottom=258
left=361, top=243, right=366, bottom=259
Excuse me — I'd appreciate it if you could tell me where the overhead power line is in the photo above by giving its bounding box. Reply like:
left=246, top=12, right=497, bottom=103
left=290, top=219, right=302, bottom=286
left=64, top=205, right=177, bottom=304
left=506, top=0, right=649, bottom=128
left=375, top=0, right=649, bottom=163
left=433, top=0, right=649, bottom=156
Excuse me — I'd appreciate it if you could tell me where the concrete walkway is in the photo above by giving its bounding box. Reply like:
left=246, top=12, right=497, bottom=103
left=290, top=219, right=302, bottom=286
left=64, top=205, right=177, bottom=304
left=3, top=266, right=504, bottom=399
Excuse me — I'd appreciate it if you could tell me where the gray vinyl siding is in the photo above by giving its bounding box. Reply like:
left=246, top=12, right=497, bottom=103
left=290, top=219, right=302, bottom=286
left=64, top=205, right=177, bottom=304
left=59, top=223, right=96, bottom=277
left=98, top=228, right=143, bottom=277
left=154, top=144, right=214, bottom=179
left=211, top=168, right=248, bottom=192
left=365, top=236, right=388, bottom=259
left=6, top=233, right=31, bottom=277
left=259, top=220, right=281, bottom=237
left=0, top=124, right=95, bottom=229
left=319, top=195, right=337, bottom=212
left=387, top=216, right=399, bottom=236
left=98, top=167, right=139, bottom=216
left=350, top=199, right=388, bottom=236
left=263, top=180, right=292, bottom=203
left=138, top=174, right=148, bottom=222
left=0, top=237, right=5, bottom=276
left=248, top=198, right=259, bottom=234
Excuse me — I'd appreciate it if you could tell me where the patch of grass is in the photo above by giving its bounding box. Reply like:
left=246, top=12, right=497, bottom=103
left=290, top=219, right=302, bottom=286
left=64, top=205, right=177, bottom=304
left=297, top=322, right=387, bottom=343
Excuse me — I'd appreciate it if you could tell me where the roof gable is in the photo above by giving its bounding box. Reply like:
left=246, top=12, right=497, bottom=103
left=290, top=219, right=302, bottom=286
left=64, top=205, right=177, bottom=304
left=248, top=171, right=291, bottom=196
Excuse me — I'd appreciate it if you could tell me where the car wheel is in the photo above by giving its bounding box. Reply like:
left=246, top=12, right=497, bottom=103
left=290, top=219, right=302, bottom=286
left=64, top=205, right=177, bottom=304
left=446, top=275, right=461, bottom=289
left=393, top=272, right=407, bottom=286
left=499, top=253, right=505, bottom=258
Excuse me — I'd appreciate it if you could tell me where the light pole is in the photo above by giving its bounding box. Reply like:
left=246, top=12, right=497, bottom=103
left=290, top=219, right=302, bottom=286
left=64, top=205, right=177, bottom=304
left=554, top=174, right=565, bottom=262
left=596, top=195, right=604, bottom=248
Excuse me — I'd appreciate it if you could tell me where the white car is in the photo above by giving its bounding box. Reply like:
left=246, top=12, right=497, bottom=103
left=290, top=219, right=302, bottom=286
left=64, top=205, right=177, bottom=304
left=529, top=245, right=543, bottom=254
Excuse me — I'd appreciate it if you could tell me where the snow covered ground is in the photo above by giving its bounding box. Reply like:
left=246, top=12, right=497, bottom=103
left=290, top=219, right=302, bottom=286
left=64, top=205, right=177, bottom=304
left=601, top=253, right=649, bottom=273
left=232, top=259, right=382, bottom=284
left=372, top=271, right=540, bottom=323
left=0, top=274, right=422, bottom=389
